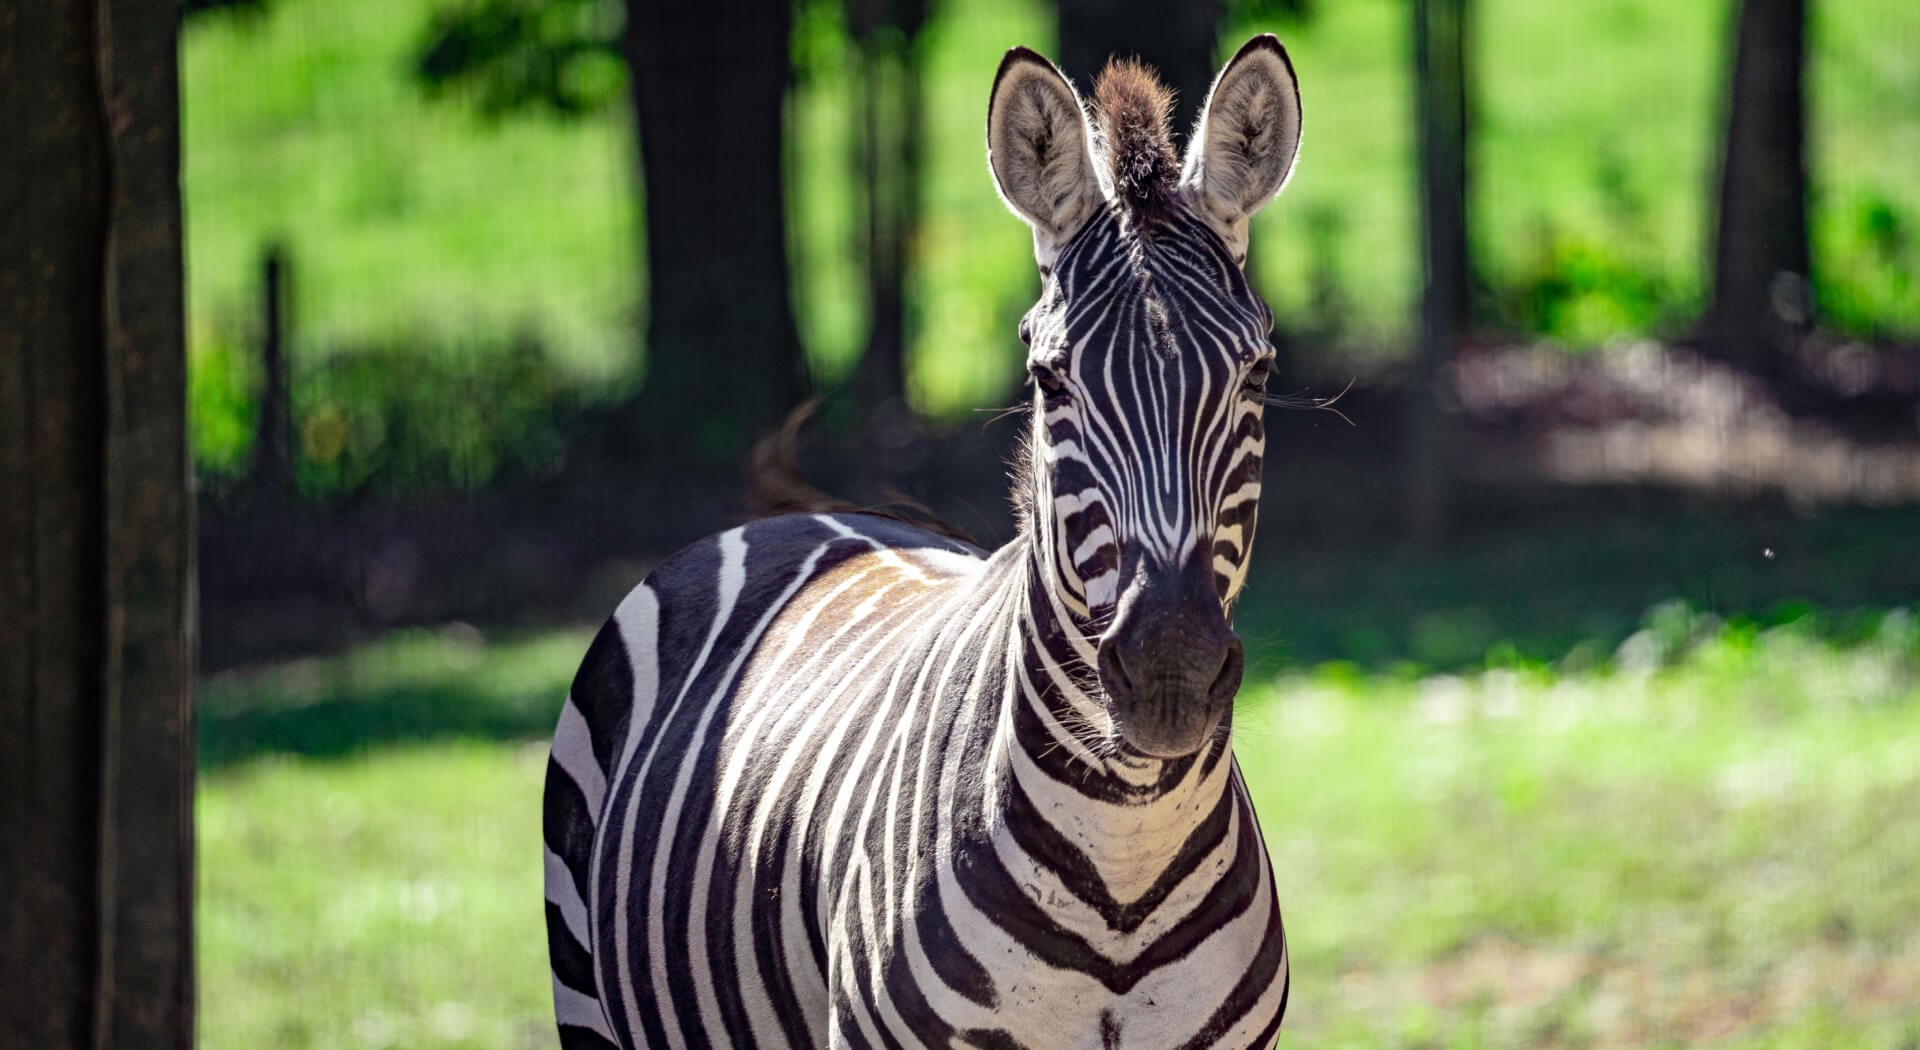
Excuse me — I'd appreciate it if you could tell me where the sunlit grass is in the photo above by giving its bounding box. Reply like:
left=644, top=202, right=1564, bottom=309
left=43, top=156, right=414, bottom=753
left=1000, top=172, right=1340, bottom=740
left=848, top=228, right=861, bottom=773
left=199, top=742, right=553, bottom=1049
left=1240, top=616, right=1920, bottom=1047
left=199, top=604, right=1920, bottom=1048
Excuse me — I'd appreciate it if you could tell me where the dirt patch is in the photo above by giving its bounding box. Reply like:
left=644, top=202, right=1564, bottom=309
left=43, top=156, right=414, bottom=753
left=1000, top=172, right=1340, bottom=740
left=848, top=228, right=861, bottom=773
left=1454, top=342, right=1920, bottom=506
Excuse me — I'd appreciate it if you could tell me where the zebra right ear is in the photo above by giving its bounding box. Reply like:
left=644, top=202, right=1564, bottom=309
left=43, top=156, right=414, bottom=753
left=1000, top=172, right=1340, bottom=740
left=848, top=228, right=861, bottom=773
left=1182, top=35, right=1303, bottom=264
left=987, top=47, right=1106, bottom=269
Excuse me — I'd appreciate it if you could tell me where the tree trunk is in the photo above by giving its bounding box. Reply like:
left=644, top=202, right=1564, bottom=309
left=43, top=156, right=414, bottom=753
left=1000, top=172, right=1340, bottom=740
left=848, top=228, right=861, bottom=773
left=624, top=0, right=806, bottom=466
left=0, top=0, right=195, bottom=1046
left=1705, top=0, right=1810, bottom=363
left=1056, top=0, right=1223, bottom=151
left=846, top=0, right=928, bottom=437
left=1406, top=0, right=1473, bottom=542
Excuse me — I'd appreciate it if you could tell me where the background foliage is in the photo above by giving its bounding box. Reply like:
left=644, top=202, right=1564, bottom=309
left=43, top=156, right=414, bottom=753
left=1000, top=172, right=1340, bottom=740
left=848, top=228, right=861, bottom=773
left=181, top=0, right=1920, bottom=492
left=179, top=0, right=1920, bottom=1045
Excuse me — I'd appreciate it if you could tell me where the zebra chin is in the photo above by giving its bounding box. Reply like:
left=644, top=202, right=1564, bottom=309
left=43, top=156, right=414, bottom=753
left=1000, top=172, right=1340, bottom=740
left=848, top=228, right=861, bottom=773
left=1101, top=644, right=1243, bottom=757
left=1096, top=553, right=1247, bottom=759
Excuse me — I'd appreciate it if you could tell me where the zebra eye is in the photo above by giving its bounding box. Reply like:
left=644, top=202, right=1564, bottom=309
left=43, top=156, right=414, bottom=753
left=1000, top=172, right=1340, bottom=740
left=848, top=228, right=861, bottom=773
left=1242, top=359, right=1273, bottom=397
left=1030, top=363, right=1068, bottom=397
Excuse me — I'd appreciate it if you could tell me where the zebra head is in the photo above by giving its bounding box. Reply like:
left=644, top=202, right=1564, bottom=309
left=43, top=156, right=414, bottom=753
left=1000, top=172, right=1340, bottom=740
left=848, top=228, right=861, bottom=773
left=988, top=38, right=1302, bottom=759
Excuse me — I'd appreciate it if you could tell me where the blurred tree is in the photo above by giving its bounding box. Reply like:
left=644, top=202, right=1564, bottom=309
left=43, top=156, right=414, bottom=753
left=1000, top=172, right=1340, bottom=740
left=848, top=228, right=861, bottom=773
left=1, top=0, right=194, bottom=1045
left=1706, top=0, right=1810, bottom=365
left=1056, top=0, right=1222, bottom=147
left=418, top=0, right=806, bottom=464
left=625, top=0, right=807, bottom=462
left=846, top=0, right=930, bottom=430
left=1406, top=0, right=1474, bottom=541
left=415, top=0, right=625, bottom=118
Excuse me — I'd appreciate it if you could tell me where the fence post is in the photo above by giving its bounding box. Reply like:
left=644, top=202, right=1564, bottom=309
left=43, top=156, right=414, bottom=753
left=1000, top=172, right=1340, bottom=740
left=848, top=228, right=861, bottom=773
left=253, top=243, right=293, bottom=499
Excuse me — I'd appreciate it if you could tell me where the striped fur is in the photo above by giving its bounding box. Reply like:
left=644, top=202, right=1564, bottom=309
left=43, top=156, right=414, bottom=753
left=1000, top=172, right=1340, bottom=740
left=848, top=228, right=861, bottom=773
left=547, top=39, right=1301, bottom=1049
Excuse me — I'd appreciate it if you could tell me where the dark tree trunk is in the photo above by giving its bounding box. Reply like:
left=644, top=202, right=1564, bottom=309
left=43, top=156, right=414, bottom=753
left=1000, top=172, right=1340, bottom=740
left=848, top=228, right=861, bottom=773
left=1705, top=0, right=1810, bottom=363
left=624, top=0, right=806, bottom=465
left=1406, top=0, right=1473, bottom=542
left=0, top=0, right=195, bottom=1045
left=847, top=0, right=929, bottom=436
left=1056, top=0, right=1223, bottom=151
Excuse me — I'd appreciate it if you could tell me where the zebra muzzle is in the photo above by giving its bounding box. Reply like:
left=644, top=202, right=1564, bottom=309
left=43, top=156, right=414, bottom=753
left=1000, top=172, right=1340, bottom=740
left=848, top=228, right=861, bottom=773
left=1096, top=551, right=1244, bottom=758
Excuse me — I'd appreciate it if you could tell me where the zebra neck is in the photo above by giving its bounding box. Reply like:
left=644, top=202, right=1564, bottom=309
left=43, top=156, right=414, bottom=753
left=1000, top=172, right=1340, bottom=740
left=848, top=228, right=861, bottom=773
left=983, top=538, right=1240, bottom=905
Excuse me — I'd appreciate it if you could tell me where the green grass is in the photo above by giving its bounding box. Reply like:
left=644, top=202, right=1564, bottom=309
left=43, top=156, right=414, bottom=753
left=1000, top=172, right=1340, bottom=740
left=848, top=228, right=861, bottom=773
left=1240, top=0, right=1920, bottom=353
left=198, top=595, right=1920, bottom=1047
left=181, top=0, right=641, bottom=380
left=183, top=0, right=1920, bottom=439
left=200, top=742, right=554, bottom=1049
left=1243, top=624, right=1920, bottom=1047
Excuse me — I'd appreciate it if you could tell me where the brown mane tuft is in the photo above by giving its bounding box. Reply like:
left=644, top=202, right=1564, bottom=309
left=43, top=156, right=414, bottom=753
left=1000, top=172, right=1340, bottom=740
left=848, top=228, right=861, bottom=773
left=1093, top=57, right=1179, bottom=214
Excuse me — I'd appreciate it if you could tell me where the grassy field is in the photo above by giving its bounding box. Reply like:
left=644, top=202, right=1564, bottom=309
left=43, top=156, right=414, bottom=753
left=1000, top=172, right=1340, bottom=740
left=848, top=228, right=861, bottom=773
left=198, top=614, right=1920, bottom=1049
left=182, top=0, right=1920, bottom=440
left=198, top=501, right=1920, bottom=1048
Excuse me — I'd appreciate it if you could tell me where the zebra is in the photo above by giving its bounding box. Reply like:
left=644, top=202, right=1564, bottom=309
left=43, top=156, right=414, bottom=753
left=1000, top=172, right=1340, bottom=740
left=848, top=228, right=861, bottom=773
left=545, top=35, right=1304, bottom=1049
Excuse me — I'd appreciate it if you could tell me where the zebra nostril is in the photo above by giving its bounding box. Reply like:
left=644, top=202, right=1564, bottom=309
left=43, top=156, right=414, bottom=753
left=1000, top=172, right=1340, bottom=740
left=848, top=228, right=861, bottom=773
left=1208, top=637, right=1245, bottom=706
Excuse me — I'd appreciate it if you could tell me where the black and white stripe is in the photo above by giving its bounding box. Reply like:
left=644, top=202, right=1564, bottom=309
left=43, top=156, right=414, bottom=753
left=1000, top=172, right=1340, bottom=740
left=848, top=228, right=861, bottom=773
left=547, top=37, right=1303, bottom=1049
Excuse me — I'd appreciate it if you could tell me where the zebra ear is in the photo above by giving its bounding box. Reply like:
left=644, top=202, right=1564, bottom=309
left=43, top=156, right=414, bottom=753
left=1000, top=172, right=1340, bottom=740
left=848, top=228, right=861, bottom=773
left=1182, top=35, right=1302, bottom=264
left=987, top=47, right=1106, bottom=269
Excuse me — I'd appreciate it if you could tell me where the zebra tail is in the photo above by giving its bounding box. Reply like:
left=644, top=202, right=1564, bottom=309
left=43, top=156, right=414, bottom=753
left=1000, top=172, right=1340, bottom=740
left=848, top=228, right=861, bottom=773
left=745, top=397, right=983, bottom=548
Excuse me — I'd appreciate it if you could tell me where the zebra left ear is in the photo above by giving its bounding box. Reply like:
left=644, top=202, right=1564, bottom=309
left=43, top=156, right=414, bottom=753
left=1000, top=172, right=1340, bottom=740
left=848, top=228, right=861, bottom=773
left=1182, top=35, right=1303, bottom=263
left=988, top=47, right=1106, bottom=270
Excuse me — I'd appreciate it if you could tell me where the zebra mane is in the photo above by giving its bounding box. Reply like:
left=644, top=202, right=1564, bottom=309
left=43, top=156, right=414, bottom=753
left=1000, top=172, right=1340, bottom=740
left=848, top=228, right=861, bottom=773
left=1006, top=403, right=1037, bottom=536
left=1093, top=57, right=1179, bottom=217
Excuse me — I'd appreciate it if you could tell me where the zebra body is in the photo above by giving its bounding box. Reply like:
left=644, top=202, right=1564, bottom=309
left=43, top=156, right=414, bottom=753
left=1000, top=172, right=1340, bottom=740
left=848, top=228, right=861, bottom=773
left=548, top=37, right=1305, bottom=1049
left=548, top=514, right=1285, bottom=1048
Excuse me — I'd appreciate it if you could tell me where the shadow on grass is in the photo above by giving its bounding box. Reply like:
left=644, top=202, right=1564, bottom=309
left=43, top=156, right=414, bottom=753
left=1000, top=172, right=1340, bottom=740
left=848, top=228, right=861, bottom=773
left=197, top=627, right=590, bottom=770
left=198, top=499, right=1920, bottom=769
left=1236, top=496, right=1920, bottom=675
left=199, top=684, right=550, bottom=769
